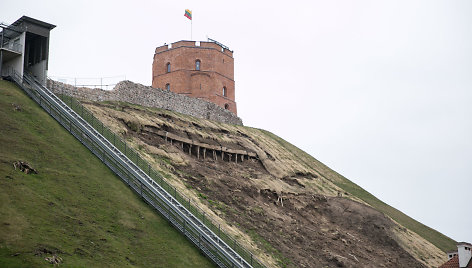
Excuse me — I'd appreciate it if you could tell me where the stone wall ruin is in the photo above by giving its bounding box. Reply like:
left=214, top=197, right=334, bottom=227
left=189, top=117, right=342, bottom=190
left=46, top=79, right=243, bottom=126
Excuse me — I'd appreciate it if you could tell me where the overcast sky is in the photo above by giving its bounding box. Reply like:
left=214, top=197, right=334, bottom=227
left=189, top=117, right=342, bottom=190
left=2, top=0, right=471, bottom=244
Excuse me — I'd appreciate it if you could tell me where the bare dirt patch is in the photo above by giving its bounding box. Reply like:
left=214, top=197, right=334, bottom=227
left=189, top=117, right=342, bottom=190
left=131, top=123, right=425, bottom=267
left=85, top=101, right=439, bottom=267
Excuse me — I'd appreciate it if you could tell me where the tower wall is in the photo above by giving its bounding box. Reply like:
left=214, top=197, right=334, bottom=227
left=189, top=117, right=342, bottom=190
left=152, top=41, right=237, bottom=115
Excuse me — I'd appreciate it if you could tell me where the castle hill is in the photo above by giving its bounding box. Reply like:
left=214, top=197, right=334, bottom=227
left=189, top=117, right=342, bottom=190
left=1, top=4, right=470, bottom=268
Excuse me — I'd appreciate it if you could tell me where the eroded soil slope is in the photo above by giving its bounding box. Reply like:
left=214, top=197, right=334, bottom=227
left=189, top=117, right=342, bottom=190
left=83, top=100, right=447, bottom=267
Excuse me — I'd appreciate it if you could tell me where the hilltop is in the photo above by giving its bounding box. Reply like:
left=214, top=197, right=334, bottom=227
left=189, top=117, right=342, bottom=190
left=75, top=80, right=455, bottom=267
left=0, top=80, right=214, bottom=267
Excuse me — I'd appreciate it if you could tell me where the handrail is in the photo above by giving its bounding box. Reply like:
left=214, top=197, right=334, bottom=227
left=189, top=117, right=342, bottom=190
left=1, top=41, right=22, bottom=53
left=9, top=71, right=266, bottom=268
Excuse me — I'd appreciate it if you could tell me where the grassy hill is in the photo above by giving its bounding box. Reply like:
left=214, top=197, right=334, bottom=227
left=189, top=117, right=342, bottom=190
left=0, top=80, right=214, bottom=267
left=78, top=92, right=455, bottom=267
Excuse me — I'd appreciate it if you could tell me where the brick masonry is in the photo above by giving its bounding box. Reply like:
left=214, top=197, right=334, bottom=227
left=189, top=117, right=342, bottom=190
left=152, top=40, right=237, bottom=114
left=47, top=79, right=243, bottom=126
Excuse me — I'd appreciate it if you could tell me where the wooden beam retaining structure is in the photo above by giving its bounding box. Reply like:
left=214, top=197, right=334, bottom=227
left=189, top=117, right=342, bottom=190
left=156, top=130, right=258, bottom=162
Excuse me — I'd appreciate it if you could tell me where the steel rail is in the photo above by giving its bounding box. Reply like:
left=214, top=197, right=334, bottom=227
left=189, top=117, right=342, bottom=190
left=10, top=71, right=256, bottom=268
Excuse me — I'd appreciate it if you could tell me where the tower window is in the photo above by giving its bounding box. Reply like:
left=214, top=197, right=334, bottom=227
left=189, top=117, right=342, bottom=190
left=195, top=60, right=201, bottom=71
left=165, top=83, right=170, bottom=91
left=224, top=104, right=229, bottom=110
left=166, top=63, right=171, bottom=73
left=223, top=86, right=227, bottom=97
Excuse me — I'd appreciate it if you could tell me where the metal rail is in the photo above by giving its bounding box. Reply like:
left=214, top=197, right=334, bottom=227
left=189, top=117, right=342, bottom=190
left=8, top=71, right=264, bottom=268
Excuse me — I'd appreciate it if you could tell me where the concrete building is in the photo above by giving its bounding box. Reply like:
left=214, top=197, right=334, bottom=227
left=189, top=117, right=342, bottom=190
left=152, top=39, right=237, bottom=115
left=0, top=16, right=55, bottom=85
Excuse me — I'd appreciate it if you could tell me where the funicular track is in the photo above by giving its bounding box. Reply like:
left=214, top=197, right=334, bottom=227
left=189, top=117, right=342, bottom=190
left=8, top=71, right=265, bottom=268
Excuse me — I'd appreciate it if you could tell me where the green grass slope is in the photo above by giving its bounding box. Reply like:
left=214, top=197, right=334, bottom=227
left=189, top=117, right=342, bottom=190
left=0, top=80, right=214, bottom=267
left=259, top=129, right=456, bottom=253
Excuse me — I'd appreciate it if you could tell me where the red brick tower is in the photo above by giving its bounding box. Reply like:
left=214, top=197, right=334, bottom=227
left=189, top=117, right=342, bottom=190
left=152, top=40, right=237, bottom=115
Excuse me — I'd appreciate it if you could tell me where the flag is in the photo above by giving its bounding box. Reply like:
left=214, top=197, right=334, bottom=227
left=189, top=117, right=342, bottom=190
left=184, top=9, right=192, bottom=20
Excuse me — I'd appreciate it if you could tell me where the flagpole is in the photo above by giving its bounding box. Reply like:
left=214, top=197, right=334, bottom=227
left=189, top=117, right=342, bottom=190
left=185, top=9, right=192, bottom=40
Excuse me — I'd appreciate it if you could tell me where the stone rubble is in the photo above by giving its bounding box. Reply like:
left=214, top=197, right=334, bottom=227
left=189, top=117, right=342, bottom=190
left=47, top=79, right=243, bottom=126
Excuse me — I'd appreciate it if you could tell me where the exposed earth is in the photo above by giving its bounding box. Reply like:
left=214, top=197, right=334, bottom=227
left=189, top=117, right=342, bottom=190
left=83, top=100, right=448, bottom=267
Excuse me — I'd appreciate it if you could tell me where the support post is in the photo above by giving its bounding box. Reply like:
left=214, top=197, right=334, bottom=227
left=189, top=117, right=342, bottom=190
left=0, top=29, right=4, bottom=77
left=0, top=50, right=3, bottom=78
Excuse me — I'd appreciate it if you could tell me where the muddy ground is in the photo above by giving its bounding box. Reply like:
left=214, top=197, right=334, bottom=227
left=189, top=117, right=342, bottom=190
left=81, top=101, right=441, bottom=267
left=136, top=124, right=425, bottom=268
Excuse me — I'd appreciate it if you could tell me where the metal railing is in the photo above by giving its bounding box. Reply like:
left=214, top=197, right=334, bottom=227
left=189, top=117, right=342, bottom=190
left=8, top=71, right=266, bottom=268
left=48, top=75, right=126, bottom=90
left=1, top=41, right=22, bottom=53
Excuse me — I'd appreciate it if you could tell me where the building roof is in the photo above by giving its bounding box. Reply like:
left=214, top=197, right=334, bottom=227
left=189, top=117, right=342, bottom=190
left=439, top=255, right=472, bottom=268
left=1, top=16, right=56, bottom=41
left=11, top=16, right=56, bottom=30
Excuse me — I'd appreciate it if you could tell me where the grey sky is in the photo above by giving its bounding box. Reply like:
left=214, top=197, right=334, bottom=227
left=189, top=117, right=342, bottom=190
left=2, top=0, right=471, bottom=244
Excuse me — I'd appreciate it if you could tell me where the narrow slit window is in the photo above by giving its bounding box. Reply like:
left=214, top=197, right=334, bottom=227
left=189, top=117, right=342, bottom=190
left=195, top=60, right=201, bottom=71
left=223, top=86, right=227, bottom=97
left=166, top=63, right=171, bottom=73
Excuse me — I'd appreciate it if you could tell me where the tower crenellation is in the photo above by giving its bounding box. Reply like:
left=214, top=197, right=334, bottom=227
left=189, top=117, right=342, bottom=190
left=152, top=40, right=237, bottom=115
